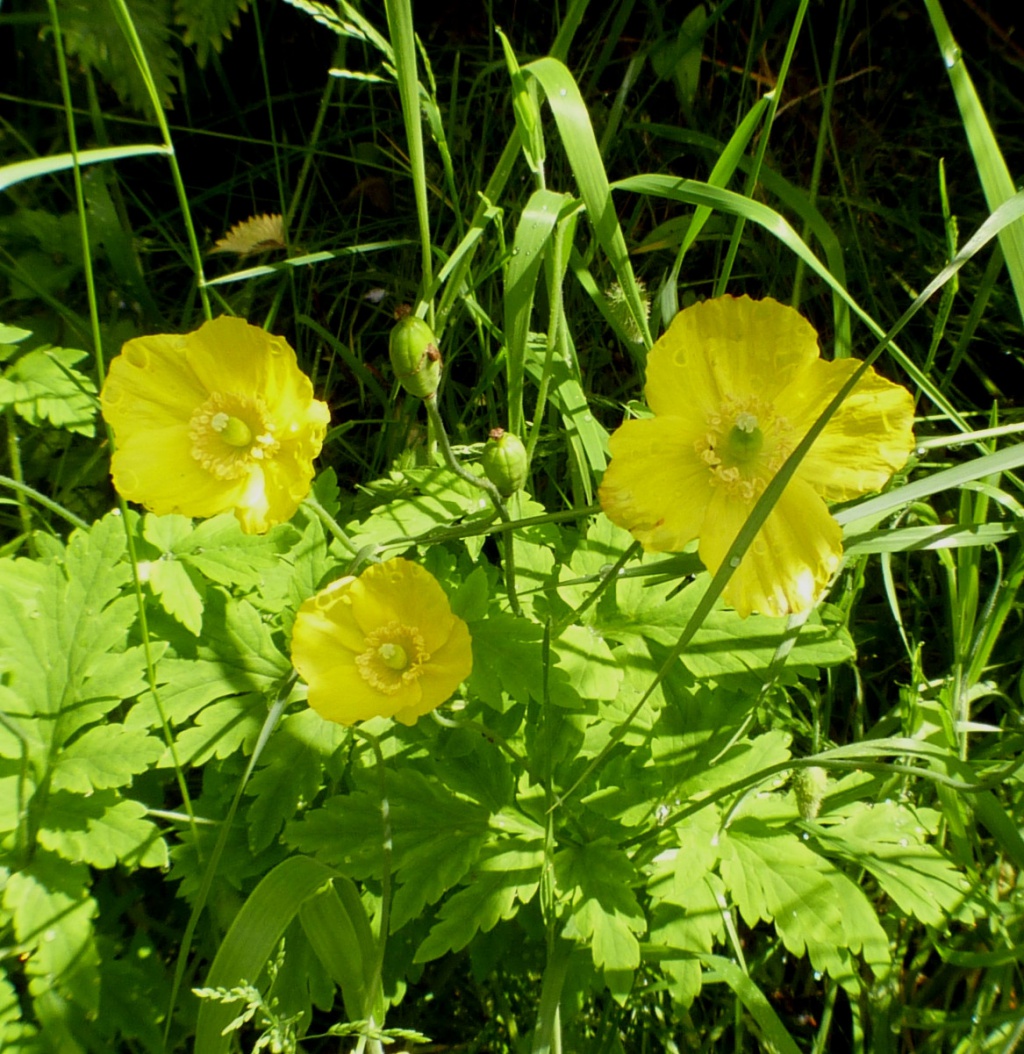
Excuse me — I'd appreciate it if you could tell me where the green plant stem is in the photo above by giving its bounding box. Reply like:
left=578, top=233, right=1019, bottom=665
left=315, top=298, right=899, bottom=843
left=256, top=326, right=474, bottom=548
left=3, top=411, right=35, bottom=548
left=288, top=38, right=347, bottom=237
left=714, top=0, right=811, bottom=297
left=107, top=0, right=211, bottom=319
left=423, top=393, right=523, bottom=616
left=46, top=0, right=105, bottom=384
left=550, top=541, right=641, bottom=640
left=0, top=472, right=90, bottom=531
left=164, top=672, right=298, bottom=1048
left=531, top=937, right=571, bottom=1054
left=302, top=493, right=361, bottom=557
left=352, top=726, right=391, bottom=1049
left=384, top=0, right=434, bottom=322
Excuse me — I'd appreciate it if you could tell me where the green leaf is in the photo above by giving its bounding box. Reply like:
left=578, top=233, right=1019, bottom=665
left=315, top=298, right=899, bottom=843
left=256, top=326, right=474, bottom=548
left=0, top=514, right=137, bottom=774
left=720, top=818, right=889, bottom=989
left=602, top=569, right=854, bottom=682
left=175, top=0, right=250, bottom=67
left=557, top=514, right=636, bottom=613
left=127, top=592, right=291, bottom=738
left=245, top=710, right=346, bottom=853
left=0, top=346, right=98, bottom=435
left=147, top=557, right=205, bottom=635
left=0, top=324, right=31, bottom=346
left=812, top=801, right=976, bottom=928
left=50, top=724, right=164, bottom=793
left=467, top=613, right=545, bottom=709
left=180, top=514, right=297, bottom=589
left=61, top=0, right=179, bottom=113
left=347, top=466, right=492, bottom=549
left=649, top=834, right=727, bottom=1008
left=298, top=877, right=380, bottom=1023
left=551, top=623, right=622, bottom=702
left=285, top=769, right=492, bottom=932
left=651, top=4, right=707, bottom=122
left=194, top=857, right=358, bottom=1054
left=37, top=791, right=167, bottom=869
left=168, top=695, right=266, bottom=766
left=556, top=838, right=645, bottom=978
left=415, top=837, right=543, bottom=962
left=3, top=853, right=100, bottom=1016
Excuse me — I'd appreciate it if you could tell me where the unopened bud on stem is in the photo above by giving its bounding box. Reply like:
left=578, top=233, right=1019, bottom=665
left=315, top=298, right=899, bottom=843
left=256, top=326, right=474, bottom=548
left=481, top=428, right=528, bottom=497
left=389, top=308, right=442, bottom=398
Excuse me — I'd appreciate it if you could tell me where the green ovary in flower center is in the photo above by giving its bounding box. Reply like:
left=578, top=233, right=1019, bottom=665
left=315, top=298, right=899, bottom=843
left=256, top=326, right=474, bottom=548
left=356, top=621, right=429, bottom=695
left=212, top=412, right=253, bottom=447
left=189, top=391, right=281, bottom=480
left=726, top=411, right=764, bottom=463
left=696, top=395, right=793, bottom=503
left=377, top=642, right=409, bottom=670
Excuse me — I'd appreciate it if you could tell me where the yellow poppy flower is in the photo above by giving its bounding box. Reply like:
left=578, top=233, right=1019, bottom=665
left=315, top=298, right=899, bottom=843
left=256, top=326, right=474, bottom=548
left=291, top=558, right=473, bottom=726
left=100, top=316, right=330, bottom=534
left=599, top=296, right=915, bottom=617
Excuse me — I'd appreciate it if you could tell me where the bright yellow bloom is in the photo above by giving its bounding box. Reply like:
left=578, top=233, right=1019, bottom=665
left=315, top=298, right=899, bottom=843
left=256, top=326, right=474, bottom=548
left=599, top=296, right=915, bottom=617
left=100, top=316, right=330, bottom=534
left=291, top=558, right=473, bottom=726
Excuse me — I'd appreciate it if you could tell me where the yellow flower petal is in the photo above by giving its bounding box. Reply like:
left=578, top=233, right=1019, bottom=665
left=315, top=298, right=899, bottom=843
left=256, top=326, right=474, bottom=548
left=111, top=425, right=248, bottom=518
left=291, top=558, right=473, bottom=727
left=100, top=317, right=330, bottom=533
left=347, top=560, right=464, bottom=654
left=393, top=620, right=474, bottom=726
left=101, top=333, right=207, bottom=429
left=699, top=478, right=842, bottom=618
left=779, top=358, right=917, bottom=501
left=645, top=295, right=820, bottom=417
left=598, top=416, right=714, bottom=552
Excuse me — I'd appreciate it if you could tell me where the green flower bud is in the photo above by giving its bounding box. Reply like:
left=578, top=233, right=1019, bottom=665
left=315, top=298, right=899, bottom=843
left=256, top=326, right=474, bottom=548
left=793, top=765, right=829, bottom=820
left=389, top=310, right=442, bottom=398
left=481, top=428, right=528, bottom=497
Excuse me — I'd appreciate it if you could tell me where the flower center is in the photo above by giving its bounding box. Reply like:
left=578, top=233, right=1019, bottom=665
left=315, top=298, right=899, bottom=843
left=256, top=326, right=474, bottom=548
left=696, top=395, right=793, bottom=503
left=189, top=392, right=280, bottom=480
left=355, top=621, right=429, bottom=696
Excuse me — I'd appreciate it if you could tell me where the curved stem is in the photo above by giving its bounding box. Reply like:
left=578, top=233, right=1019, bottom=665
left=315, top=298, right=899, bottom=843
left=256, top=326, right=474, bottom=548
left=0, top=473, right=90, bottom=531
left=423, top=394, right=522, bottom=616
left=302, top=493, right=360, bottom=557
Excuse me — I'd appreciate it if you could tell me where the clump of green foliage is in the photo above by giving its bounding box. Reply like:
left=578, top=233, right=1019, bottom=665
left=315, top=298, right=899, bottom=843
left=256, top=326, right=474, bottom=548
left=3, top=1, right=1024, bottom=1052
